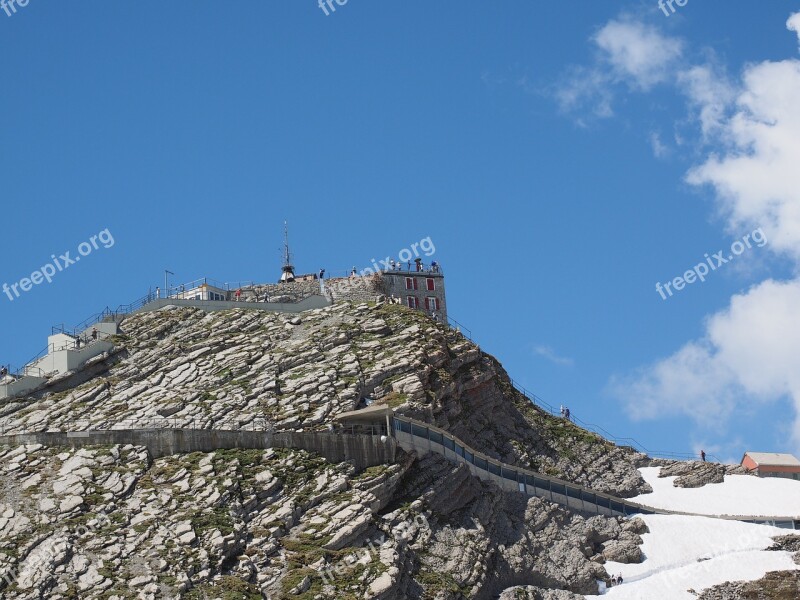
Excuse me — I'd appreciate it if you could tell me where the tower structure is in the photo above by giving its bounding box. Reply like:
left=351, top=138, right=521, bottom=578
left=279, top=221, right=295, bottom=283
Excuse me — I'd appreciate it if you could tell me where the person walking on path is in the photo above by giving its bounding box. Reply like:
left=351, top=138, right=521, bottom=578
left=701, top=450, right=706, bottom=462
left=564, top=407, right=571, bottom=421
left=91, top=327, right=98, bottom=341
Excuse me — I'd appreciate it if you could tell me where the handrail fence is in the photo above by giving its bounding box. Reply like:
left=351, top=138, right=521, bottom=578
left=392, top=414, right=798, bottom=528
left=445, top=315, right=719, bottom=463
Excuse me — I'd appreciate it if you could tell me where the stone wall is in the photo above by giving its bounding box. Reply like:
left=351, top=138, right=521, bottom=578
left=323, top=274, right=386, bottom=304
left=0, top=429, right=395, bottom=470
left=273, top=431, right=397, bottom=470
left=0, top=429, right=274, bottom=459
left=239, top=280, right=323, bottom=302
left=136, top=294, right=330, bottom=316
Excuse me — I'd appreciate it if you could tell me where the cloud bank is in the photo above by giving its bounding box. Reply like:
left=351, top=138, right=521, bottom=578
left=577, top=12, right=800, bottom=451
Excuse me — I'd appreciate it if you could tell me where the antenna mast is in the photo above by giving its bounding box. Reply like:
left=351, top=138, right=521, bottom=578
left=280, top=221, right=295, bottom=283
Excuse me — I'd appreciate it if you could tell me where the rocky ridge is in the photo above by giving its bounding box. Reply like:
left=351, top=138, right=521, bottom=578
left=1, top=302, right=649, bottom=497
left=651, top=459, right=752, bottom=489
left=0, top=440, right=651, bottom=599
left=0, top=301, right=662, bottom=598
left=696, top=569, right=800, bottom=599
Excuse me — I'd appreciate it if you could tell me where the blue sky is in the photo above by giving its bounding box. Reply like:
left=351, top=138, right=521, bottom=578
left=2, top=1, right=800, bottom=463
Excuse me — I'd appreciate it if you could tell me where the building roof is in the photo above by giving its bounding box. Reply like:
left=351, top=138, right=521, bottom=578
left=743, top=452, right=800, bottom=467
left=334, top=404, right=393, bottom=424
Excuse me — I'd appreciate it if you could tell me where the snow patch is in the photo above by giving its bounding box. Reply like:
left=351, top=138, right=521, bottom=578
left=586, top=515, right=799, bottom=599
left=631, top=467, right=800, bottom=517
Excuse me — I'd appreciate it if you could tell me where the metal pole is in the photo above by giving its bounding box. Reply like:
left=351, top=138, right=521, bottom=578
left=165, top=270, right=174, bottom=299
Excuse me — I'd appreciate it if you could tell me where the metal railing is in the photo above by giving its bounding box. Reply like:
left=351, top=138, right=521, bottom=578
left=325, top=263, right=443, bottom=280
left=446, top=316, right=473, bottom=341
left=392, top=415, right=798, bottom=527
left=2, top=364, right=46, bottom=381
left=445, top=315, right=718, bottom=463
left=162, top=278, right=285, bottom=298
left=161, top=277, right=324, bottom=304
left=51, top=293, right=153, bottom=339
left=394, top=414, right=659, bottom=518
left=3, top=345, right=50, bottom=380
left=330, top=424, right=389, bottom=437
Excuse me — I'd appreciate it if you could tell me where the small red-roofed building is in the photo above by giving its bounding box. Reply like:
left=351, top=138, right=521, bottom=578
left=741, top=452, right=800, bottom=481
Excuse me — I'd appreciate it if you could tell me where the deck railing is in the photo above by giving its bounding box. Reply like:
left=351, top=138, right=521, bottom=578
left=445, top=315, right=719, bottom=463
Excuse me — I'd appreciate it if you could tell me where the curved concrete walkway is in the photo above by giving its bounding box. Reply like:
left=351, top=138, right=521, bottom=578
left=392, top=415, right=799, bottom=529
left=0, top=420, right=796, bottom=529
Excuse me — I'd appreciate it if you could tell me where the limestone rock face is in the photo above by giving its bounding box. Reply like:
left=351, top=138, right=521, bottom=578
left=0, top=302, right=656, bottom=598
left=2, top=303, right=649, bottom=498
left=653, top=460, right=752, bottom=488
left=0, top=443, right=643, bottom=599
left=697, top=570, right=800, bottom=599
left=498, top=587, right=586, bottom=600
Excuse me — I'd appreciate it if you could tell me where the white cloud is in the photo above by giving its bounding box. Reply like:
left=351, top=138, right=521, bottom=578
left=609, top=13, right=800, bottom=453
left=534, top=345, right=575, bottom=367
left=554, top=66, right=615, bottom=119
left=554, top=17, right=684, bottom=118
left=612, top=280, right=800, bottom=452
left=677, top=63, right=736, bottom=139
left=686, top=59, right=800, bottom=261
left=593, top=18, right=684, bottom=90
left=787, top=12, right=800, bottom=48
left=649, top=131, right=669, bottom=158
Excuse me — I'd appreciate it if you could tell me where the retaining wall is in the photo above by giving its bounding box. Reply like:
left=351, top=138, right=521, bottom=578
left=0, top=429, right=274, bottom=459
left=0, top=428, right=395, bottom=469
left=273, top=431, right=396, bottom=470
left=133, top=294, right=330, bottom=316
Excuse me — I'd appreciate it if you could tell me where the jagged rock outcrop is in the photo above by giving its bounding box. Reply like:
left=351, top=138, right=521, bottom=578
left=768, top=535, right=800, bottom=556
left=1, top=303, right=649, bottom=498
left=0, top=443, right=644, bottom=599
left=696, top=570, right=800, bottom=599
left=376, top=453, right=633, bottom=599
left=696, top=536, right=800, bottom=599
left=498, top=587, right=585, bottom=599
left=0, top=302, right=656, bottom=598
left=652, top=459, right=751, bottom=489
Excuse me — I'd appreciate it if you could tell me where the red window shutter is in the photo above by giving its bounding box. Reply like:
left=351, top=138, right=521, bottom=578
left=405, top=278, right=413, bottom=290
left=427, top=278, right=435, bottom=291
left=413, top=278, right=419, bottom=290
left=415, top=297, right=420, bottom=308
left=435, top=298, right=440, bottom=310
left=425, top=297, right=430, bottom=310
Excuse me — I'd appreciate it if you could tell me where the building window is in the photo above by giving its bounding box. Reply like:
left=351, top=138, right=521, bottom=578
left=426, top=278, right=435, bottom=291
left=406, top=277, right=419, bottom=291
left=425, top=297, right=440, bottom=311
left=407, top=296, right=419, bottom=309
